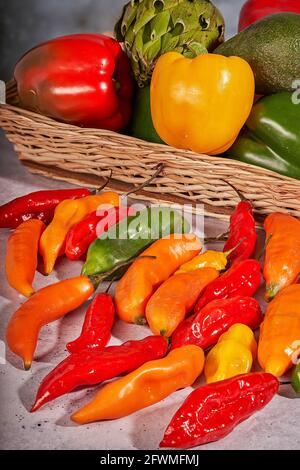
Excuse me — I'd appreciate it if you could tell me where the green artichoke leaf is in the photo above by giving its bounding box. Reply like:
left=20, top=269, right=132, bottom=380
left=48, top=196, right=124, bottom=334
left=160, top=32, right=180, bottom=54
left=150, top=10, right=171, bottom=40
left=133, top=2, right=157, bottom=34
left=119, top=2, right=140, bottom=37
left=143, top=37, right=162, bottom=64
left=124, top=24, right=135, bottom=51
left=132, top=28, right=145, bottom=62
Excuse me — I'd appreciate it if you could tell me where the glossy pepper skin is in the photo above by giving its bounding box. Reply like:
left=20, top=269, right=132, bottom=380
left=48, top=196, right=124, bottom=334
left=171, top=296, right=262, bottom=351
left=115, top=234, right=201, bottom=325
left=263, top=213, right=300, bottom=301
left=151, top=53, right=254, bottom=155
left=15, top=34, right=134, bottom=131
left=223, top=198, right=257, bottom=265
left=291, top=363, right=300, bottom=394
left=239, top=0, right=300, bottom=31
left=195, top=259, right=261, bottom=312
left=175, top=250, right=228, bottom=274
left=40, top=191, right=120, bottom=275
left=6, top=276, right=94, bottom=370
left=31, top=336, right=168, bottom=412
left=71, top=345, right=205, bottom=424
left=66, top=293, right=115, bottom=354
left=204, top=324, right=257, bottom=384
left=258, top=285, right=300, bottom=377
left=5, top=220, right=45, bottom=297
left=146, top=268, right=219, bottom=338
left=0, top=188, right=91, bottom=229
left=82, top=207, right=190, bottom=277
left=65, top=206, right=136, bottom=261
left=228, top=93, right=300, bottom=180
left=160, top=373, right=279, bottom=449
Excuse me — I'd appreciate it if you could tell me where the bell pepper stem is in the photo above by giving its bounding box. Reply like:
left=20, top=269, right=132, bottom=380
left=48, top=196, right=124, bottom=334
left=122, top=163, right=164, bottom=198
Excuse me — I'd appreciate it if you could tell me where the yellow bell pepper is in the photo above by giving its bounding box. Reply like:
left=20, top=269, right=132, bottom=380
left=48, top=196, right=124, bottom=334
left=176, top=250, right=228, bottom=274
left=151, top=53, right=255, bottom=155
left=204, top=323, right=257, bottom=384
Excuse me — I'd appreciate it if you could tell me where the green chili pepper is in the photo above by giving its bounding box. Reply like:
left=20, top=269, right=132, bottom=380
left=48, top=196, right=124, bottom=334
left=227, top=92, right=300, bottom=180
left=82, top=207, right=190, bottom=277
left=291, top=363, right=300, bottom=394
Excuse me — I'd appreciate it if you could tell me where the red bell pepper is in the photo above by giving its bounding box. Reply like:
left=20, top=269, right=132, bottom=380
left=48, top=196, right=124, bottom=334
left=14, top=34, right=134, bottom=131
left=160, top=373, right=279, bottom=449
left=239, top=0, right=300, bottom=31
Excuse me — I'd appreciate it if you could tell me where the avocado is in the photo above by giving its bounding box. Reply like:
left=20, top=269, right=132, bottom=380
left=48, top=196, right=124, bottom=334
left=214, top=13, right=300, bottom=95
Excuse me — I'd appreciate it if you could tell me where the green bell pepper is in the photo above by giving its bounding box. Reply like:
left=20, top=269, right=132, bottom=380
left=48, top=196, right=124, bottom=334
left=82, top=207, right=190, bottom=277
left=291, top=362, right=300, bottom=394
left=227, top=92, right=300, bottom=180
left=130, top=86, right=164, bottom=144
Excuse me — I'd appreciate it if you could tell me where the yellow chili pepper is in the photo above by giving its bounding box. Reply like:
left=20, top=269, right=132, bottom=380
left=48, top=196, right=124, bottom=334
left=176, top=250, right=228, bottom=274
left=39, top=192, right=120, bottom=275
left=151, top=52, right=255, bottom=155
left=204, top=323, right=257, bottom=384
left=72, top=345, right=205, bottom=424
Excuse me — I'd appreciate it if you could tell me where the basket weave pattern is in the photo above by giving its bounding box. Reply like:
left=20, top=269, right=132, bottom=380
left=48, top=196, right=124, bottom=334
left=1, top=81, right=300, bottom=221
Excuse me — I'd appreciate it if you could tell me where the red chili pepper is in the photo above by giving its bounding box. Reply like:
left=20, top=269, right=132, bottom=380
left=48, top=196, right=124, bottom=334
left=65, top=206, right=136, bottom=261
left=66, top=293, right=115, bottom=354
left=223, top=199, right=257, bottom=265
left=171, top=296, right=262, bottom=351
left=160, top=372, right=279, bottom=449
left=194, top=259, right=261, bottom=313
left=239, top=0, right=300, bottom=32
left=0, top=188, right=91, bottom=229
left=15, top=34, right=134, bottom=131
left=31, top=336, right=168, bottom=412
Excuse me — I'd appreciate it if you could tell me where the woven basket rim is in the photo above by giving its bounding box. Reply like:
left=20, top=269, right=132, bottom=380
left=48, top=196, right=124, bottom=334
left=1, top=101, right=299, bottom=188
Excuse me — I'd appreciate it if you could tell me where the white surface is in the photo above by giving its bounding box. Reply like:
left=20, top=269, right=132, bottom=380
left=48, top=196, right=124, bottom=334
left=0, top=135, right=299, bottom=450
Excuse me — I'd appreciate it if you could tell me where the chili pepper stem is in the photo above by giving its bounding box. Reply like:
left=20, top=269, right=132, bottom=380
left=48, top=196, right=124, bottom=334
left=204, top=231, right=229, bottom=244
left=257, top=233, right=273, bottom=262
left=223, top=237, right=246, bottom=258
left=222, top=180, right=247, bottom=202
left=122, top=163, right=164, bottom=199
left=92, top=170, right=113, bottom=195
left=89, top=256, right=157, bottom=291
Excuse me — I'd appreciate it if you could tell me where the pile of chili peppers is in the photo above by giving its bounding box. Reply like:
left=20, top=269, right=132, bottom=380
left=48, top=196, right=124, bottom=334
left=2, top=180, right=300, bottom=449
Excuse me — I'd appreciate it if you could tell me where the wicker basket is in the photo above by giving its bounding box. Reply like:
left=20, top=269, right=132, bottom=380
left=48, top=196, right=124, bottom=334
left=1, top=80, right=300, bottom=222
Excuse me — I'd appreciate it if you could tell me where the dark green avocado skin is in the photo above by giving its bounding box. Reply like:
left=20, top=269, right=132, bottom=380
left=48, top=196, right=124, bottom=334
left=215, top=13, right=300, bottom=95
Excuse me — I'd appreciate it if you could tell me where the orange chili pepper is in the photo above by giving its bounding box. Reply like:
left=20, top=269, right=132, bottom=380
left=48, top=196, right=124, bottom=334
left=6, top=276, right=94, bottom=370
left=115, top=234, right=202, bottom=324
left=258, top=284, right=300, bottom=377
left=146, top=268, right=219, bottom=337
left=264, top=212, right=300, bottom=300
left=71, top=345, right=204, bottom=424
left=5, top=219, right=45, bottom=297
left=39, top=191, right=120, bottom=275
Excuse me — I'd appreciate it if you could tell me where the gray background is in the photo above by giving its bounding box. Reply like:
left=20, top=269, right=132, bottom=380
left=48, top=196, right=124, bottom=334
left=0, top=0, right=245, bottom=80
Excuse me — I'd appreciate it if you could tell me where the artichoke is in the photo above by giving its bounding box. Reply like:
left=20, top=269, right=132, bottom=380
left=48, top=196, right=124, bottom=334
left=115, top=0, right=225, bottom=87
